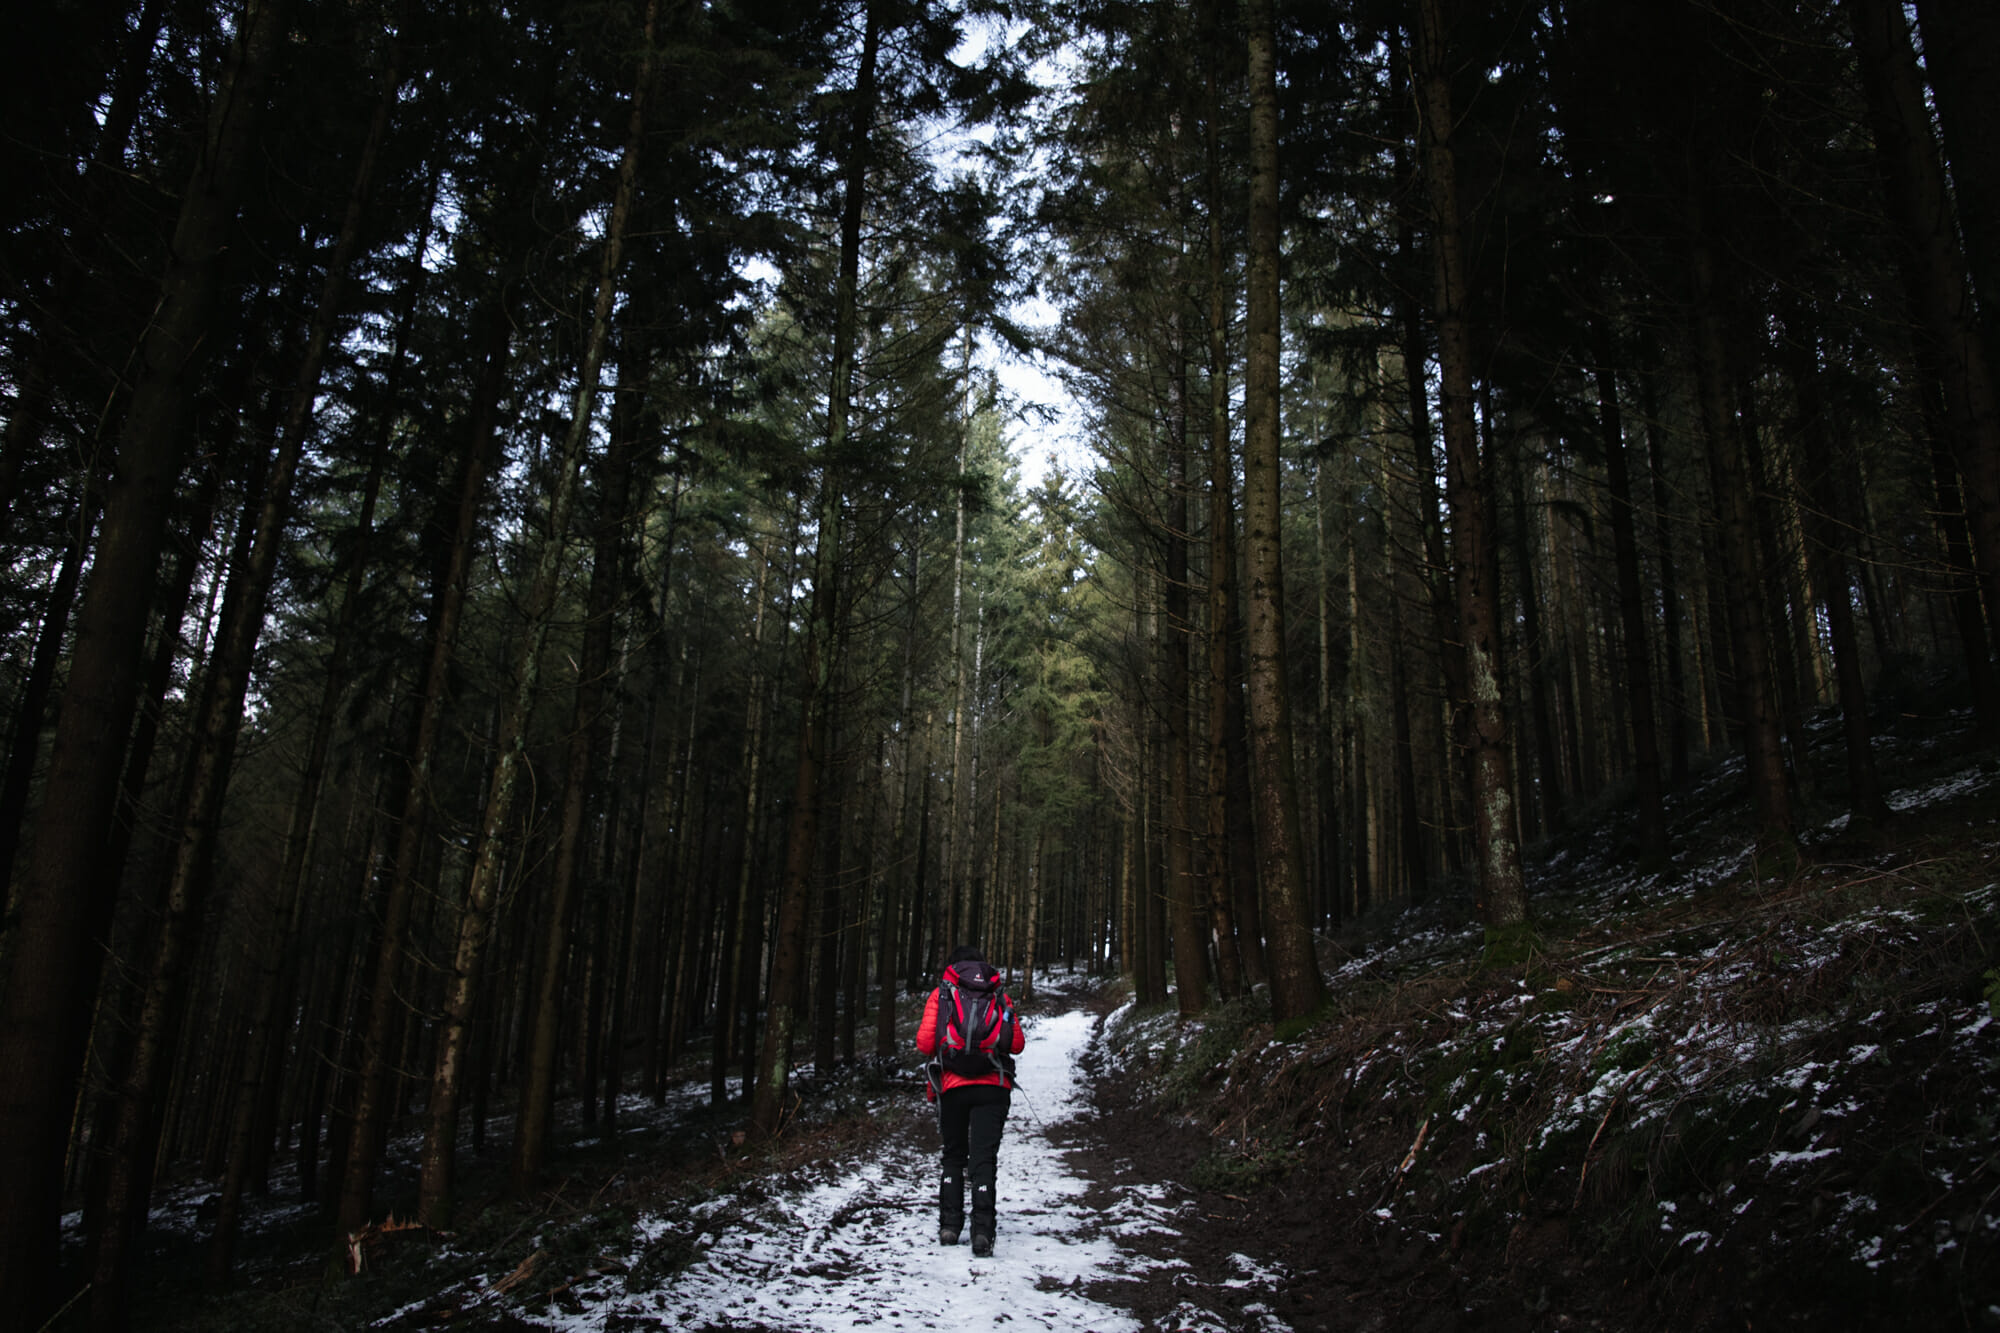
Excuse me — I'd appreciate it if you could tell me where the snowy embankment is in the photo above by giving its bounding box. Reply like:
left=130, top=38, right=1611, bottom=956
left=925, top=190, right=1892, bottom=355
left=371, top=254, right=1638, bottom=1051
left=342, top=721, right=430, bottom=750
left=1092, top=747, right=2000, bottom=1328
left=534, top=1008, right=1185, bottom=1332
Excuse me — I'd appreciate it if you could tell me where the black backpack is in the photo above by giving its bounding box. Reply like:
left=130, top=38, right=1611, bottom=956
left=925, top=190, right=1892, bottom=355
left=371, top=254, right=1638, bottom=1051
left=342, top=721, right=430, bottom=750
left=934, top=961, right=1015, bottom=1080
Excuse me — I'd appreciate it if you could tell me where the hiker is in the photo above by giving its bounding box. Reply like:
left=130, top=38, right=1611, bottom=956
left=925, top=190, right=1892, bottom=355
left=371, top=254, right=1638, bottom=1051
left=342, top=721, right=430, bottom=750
left=916, top=945, right=1025, bottom=1257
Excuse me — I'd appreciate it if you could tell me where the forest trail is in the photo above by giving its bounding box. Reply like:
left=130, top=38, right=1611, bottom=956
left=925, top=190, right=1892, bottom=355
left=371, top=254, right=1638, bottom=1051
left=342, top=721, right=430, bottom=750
left=540, top=999, right=1290, bottom=1332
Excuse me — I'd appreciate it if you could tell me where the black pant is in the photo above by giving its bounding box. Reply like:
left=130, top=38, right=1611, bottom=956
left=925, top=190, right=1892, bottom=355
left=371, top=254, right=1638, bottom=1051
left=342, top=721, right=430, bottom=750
left=937, top=1084, right=1010, bottom=1231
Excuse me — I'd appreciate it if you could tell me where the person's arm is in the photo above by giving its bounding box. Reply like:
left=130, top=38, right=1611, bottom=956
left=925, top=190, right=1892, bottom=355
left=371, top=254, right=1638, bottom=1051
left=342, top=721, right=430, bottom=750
left=1007, top=1001, right=1025, bottom=1055
left=915, top=989, right=940, bottom=1056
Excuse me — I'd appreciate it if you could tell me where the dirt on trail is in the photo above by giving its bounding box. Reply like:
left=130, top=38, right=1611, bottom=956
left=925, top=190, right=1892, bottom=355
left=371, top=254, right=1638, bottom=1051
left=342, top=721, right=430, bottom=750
left=1063, top=1069, right=1369, bottom=1333
left=1060, top=993, right=1631, bottom=1333
left=598, top=985, right=1608, bottom=1333
left=1055, top=1002, right=1407, bottom=1333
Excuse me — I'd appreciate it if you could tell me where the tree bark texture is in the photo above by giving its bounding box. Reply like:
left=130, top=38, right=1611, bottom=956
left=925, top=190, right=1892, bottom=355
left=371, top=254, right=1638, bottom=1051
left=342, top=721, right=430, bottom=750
left=0, top=0, right=290, bottom=1318
left=1914, top=0, right=2000, bottom=342
left=417, top=0, right=658, bottom=1226
left=1848, top=0, right=2000, bottom=667
left=715, top=541, right=771, bottom=1104
left=511, top=309, right=646, bottom=1192
left=208, top=152, right=438, bottom=1283
left=1688, top=213, right=1795, bottom=853
left=1587, top=317, right=1667, bottom=864
left=1780, top=307, right=1891, bottom=826
left=750, top=0, right=877, bottom=1141
left=1414, top=0, right=1528, bottom=929
left=1201, top=41, right=1247, bottom=999
left=1243, top=0, right=1326, bottom=1022
left=85, top=38, right=397, bottom=1319
left=333, top=284, right=514, bottom=1248
left=1166, top=343, right=1208, bottom=1015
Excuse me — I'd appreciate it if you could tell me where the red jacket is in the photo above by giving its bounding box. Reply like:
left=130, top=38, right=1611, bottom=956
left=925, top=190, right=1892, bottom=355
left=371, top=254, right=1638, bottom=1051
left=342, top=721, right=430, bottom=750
left=916, top=984, right=1024, bottom=1093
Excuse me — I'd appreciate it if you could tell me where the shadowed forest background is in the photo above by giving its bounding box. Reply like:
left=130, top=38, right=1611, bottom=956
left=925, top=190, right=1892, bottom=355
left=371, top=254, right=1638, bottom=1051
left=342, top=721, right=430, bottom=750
left=2, top=0, right=1997, bottom=1327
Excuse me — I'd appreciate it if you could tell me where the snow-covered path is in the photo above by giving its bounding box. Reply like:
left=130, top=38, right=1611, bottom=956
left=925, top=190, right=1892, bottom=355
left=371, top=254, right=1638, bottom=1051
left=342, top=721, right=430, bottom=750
left=549, top=1009, right=1184, bottom=1331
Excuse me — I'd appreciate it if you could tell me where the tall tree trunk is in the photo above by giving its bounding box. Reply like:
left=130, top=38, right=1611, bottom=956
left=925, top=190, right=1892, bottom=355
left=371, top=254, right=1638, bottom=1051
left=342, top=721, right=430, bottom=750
left=1587, top=318, right=1667, bottom=864
left=0, top=0, right=168, bottom=541
left=876, top=547, right=922, bottom=1056
left=1508, top=450, right=1563, bottom=842
left=1739, top=385, right=1816, bottom=808
left=1387, top=528, right=1425, bottom=902
left=1688, top=209, right=1795, bottom=853
left=1781, top=306, right=1892, bottom=827
left=1315, top=457, right=1350, bottom=917
left=1926, top=417, right=1999, bottom=732
left=333, top=285, right=514, bottom=1246
left=944, top=387, right=975, bottom=956
left=1848, top=0, right=2000, bottom=695
left=840, top=776, right=869, bottom=1064
left=0, top=496, right=96, bottom=890
left=1140, top=657, right=1170, bottom=1004
left=87, top=45, right=399, bottom=1318
left=715, top=537, right=771, bottom=1104
left=1022, top=827, right=1045, bottom=997
left=417, top=0, right=657, bottom=1226
left=1203, top=317, right=1251, bottom=993
left=750, top=0, right=877, bottom=1141
left=1201, top=15, right=1250, bottom=995
left=1392, top=25, right=1472, bottom=883
left=510, top=310, right=646, bottom=1191
left=1638, top=371, right=1692, bottom=787
left=1120, top=812, right=1139, bottom=994
left=814, top=706, right=850, bottom=1073
left=1414, top=0, right=1528, bottom=929
left=1166, top=340, right=1208, bottom=1015
left=599, top=680, right=645, bottom=1130
left=207, top=152, right=439, bottom=1282
left=1914, top=0, right=2000, bottom=341
left=0, top=1, right=290, bottom=1318
left=1243, top=0, right=1325, bottom=1021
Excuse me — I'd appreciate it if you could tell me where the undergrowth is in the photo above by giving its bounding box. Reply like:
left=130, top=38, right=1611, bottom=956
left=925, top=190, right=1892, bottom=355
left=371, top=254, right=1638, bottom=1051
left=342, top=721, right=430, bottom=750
left=1096, top=745, right=2000, bottom=1330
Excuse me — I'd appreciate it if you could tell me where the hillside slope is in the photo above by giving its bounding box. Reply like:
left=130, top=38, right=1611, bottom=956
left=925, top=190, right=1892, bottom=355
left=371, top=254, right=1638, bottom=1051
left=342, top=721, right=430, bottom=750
left=1092, top=730, right=2000, bottom=1331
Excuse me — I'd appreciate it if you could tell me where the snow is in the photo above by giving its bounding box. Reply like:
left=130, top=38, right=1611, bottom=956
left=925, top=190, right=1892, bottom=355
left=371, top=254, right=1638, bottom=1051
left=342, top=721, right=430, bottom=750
left=533, top=1008, right=1202, bottom=1332
left=1223, top=1252, right=1288, bottom=1290
left=1887, top=766, right=1999, bottom=812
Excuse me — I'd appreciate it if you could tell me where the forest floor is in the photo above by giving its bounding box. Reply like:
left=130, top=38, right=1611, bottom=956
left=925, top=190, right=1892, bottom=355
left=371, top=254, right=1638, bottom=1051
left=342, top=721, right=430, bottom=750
left=125, top=976, right=1277, bottom=1331
left=1087, top=710, right=2000, bottom=1333
left=110, top=706, right=2000, bottom=1332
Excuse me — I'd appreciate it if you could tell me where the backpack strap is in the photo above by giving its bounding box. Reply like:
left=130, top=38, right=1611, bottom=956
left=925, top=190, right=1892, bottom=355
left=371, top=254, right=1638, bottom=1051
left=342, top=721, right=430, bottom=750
left=934, top=980, right=958, bottom=1055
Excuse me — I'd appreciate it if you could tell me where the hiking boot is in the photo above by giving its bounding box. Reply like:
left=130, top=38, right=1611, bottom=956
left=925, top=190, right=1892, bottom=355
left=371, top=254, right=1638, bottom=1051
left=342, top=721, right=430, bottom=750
left=970, top=1228, right=993, bottom=1257
left=939, top=1223, right=960, bottom=1246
